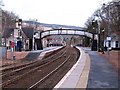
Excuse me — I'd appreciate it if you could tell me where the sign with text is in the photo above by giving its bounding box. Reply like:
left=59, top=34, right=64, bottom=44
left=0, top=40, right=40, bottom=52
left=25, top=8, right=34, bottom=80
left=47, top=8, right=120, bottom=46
left=107, top=37, right=111, bottom=41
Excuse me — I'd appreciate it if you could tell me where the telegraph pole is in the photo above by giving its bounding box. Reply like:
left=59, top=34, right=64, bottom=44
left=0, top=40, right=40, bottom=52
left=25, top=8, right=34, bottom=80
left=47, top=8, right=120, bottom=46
left=107, top=4, right=111, bottom=61
left=0, top=8, right=2, bottom=60
left=0, top=2, right=7, bottom=60
left=0, top=0, right=4, bottom=47
left=0, top=0, right=2, bottom=46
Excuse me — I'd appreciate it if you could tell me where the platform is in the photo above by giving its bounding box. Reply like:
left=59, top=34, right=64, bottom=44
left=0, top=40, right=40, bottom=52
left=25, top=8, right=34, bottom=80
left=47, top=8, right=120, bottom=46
left=54, top=47, right=119, bottom=89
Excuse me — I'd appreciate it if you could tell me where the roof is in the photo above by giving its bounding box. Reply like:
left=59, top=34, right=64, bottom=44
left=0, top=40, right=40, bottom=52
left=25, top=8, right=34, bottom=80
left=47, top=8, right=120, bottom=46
left=2, top=27, right=34, bottom=39
left=22, top=27, right=34, bottom=39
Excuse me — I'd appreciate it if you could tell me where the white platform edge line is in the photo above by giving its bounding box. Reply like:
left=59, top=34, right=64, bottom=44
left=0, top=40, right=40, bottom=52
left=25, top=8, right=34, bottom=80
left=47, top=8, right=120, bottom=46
left=53, top=47, right=83, bottom=88
left=38, top=46, right=63, bottom=58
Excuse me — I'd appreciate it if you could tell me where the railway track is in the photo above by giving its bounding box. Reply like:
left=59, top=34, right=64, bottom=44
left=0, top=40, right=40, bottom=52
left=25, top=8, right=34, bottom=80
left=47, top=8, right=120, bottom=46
left=34, top=46, right=80, bottom=89
left=2, top=46, right=80, bottom=89
left=1, top=46, right=67, bottom=87
left=27, top=55, right=71, bottom=90
left=1, top=46, right=65, bottom=75
left=1, top=46, right=65, bottom=72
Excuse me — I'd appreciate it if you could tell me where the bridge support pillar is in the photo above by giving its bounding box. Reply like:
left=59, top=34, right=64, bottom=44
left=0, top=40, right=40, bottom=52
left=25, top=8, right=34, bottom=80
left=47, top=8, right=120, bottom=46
left=40, top=39, right=43, bottom=50
left=35, top=39, right=43, bottom=50
left=36, top=32, right=43, bottom=50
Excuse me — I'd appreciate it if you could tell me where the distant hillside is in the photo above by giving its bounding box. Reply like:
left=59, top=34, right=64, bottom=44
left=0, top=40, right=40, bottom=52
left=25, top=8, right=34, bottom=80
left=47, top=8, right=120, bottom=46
left=23, top=20, right=85, bottom=30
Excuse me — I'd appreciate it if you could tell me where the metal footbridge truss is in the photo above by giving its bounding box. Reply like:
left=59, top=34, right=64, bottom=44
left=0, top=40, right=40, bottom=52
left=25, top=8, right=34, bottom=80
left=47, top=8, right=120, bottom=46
left=41, top=29, right=93, bottom=39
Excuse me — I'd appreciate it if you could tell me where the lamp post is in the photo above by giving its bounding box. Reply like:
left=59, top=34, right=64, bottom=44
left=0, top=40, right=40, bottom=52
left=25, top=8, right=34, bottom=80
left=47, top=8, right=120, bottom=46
left=0, top=8, right=2, bottom=47
left=0, top=0, right=4, bottom=46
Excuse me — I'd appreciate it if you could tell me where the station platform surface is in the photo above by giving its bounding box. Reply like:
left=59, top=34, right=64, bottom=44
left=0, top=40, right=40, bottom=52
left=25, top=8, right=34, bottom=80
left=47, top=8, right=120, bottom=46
left=1, top=46, right=62, bottom=66
left=54, top=47, right=119, bottom=89
left=83, top=47, right=119, bottom=89
left=1, top=46, right=119, bottom=89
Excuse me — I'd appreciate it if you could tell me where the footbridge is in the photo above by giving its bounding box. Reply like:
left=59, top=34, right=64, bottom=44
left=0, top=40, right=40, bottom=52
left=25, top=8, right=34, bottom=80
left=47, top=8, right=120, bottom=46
left=41, top=29, right=93, bottom=39
left=34, top=29, right=97, bottom=50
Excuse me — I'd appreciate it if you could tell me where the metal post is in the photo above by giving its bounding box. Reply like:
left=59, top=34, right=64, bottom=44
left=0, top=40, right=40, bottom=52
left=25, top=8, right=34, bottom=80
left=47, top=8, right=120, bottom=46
left=0, top=2, right=4, bottom=47
left=3, top=16, right=6, bottom=47
left=107, top=4, right=110, bottom=61
left=3, top=13, right=7, bottom=60
left=0, top=8, right=2, bottom=47
left=102, top=29, right=105, bottom=54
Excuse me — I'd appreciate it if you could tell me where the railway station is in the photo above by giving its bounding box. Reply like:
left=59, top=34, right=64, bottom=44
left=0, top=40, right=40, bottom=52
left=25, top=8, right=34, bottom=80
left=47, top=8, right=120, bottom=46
left=0, top=0, right=120, bottom=89
left=1, top=32, right=119, bottom=89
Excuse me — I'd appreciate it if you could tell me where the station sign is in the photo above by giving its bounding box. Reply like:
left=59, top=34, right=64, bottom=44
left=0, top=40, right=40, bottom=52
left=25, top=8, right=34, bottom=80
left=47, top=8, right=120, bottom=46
left=107, top=37, right=111, bottom=41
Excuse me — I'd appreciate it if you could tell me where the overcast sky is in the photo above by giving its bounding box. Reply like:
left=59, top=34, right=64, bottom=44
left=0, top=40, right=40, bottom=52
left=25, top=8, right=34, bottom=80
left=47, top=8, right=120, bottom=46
left=2, top=0, right=112, bottom=27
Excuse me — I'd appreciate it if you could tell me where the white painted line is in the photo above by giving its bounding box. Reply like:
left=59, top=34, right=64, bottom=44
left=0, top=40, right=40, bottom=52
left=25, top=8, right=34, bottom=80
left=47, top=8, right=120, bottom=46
left=37, top=46, right=63, bottom=60
left=54, top=47, right=84, bottom=88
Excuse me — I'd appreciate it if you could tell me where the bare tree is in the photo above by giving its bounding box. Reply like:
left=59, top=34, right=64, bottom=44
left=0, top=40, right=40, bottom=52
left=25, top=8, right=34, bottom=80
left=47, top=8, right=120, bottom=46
left=85, top=1, right=120, bottom=37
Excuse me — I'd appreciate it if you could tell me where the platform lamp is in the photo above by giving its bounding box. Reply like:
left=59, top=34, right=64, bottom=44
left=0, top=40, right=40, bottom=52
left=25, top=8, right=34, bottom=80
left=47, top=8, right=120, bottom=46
left=18, top=19, right=22, bottom=38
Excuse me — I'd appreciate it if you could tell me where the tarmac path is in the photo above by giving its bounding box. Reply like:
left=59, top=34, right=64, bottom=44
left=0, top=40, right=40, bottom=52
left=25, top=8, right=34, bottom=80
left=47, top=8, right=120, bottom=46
left=83, top=48, right=119, bottom=89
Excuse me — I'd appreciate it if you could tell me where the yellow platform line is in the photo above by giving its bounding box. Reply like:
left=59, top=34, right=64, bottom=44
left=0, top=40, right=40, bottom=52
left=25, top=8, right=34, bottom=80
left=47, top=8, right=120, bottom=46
left=76, top=53, right=90, bottom=89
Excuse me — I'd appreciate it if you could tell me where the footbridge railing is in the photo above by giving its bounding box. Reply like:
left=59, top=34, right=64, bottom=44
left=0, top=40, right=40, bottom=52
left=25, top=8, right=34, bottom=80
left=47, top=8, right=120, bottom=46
left=41, top=29, right=93, bottom=39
